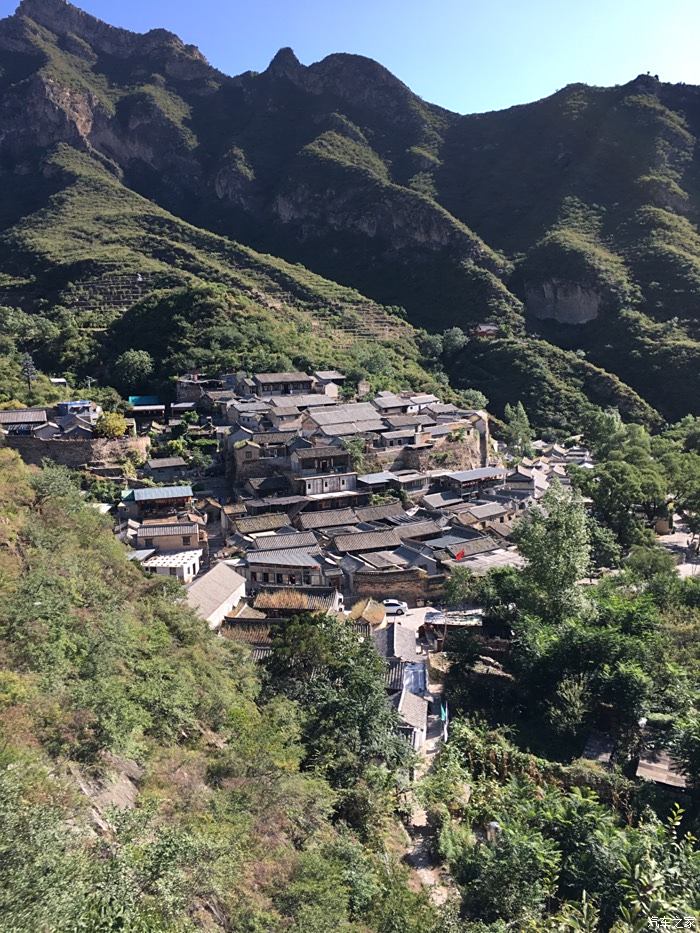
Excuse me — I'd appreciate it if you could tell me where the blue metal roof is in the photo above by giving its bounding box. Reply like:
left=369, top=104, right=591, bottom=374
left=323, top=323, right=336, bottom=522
left=128, top=395, right=162, bottom=406
left=123, top=485, right=193, bottom=502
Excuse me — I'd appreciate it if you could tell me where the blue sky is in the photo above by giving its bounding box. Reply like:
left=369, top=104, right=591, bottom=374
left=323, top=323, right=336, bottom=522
left=3, top=0, right=700, bottom=113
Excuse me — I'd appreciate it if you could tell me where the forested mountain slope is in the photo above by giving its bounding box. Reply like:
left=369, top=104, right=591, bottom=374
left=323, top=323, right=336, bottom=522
left=1, top=0, right=699, bottom=424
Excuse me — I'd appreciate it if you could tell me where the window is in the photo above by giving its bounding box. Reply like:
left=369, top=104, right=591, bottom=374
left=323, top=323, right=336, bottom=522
left=302, top=573, right=311, bottom=585
left=182, top=535, right=191, bottom=545
left=244, top=451, right=253, bottom=461
left=251, top=571, right=257, bottom=582
left=262, top=572, right=269, bottom=583
left=276, top=573, right=283, bottom=584
left=289, top=574, right=297, bottom=585
left=169, top=568, right=177, bottom=576
left=145, top=538, right=153, bottom=548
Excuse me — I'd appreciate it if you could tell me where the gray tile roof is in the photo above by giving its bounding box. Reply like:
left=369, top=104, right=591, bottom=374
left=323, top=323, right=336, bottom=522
left=308, top=402, right=379, bottom=426
left=448, top=467, right=508, bottom=482
left=0, top=408, right=47, bottom=424
left=245, top=548, right=322, bottom=568
left=147, top=457, right=187, bottom=469
left=293, top=445, right=347, bottom=460
left=136, top=523, right=199, bottom=538
left=297, top=508, right=359, bottom=530
left=393, top=624, right=419, bottom=661
left=357, top=471, right=396, bottom=485
left=235, top=513, right=288, bottom=534
left=464, top=502, right=510, bottom=520
left=254, top=371, right=313, bottom=383
left=252, top=588, right=338, bottom=612
left=398, top=689, right=429, bottom=731
left=395, top=520, right=444, bottom=540
left=422, top=491, right=463, bottom=509
left=354, top=502, right=406, bottom=522
left=186, top=563, right=246, bottom=620
left=333, top=529, right=402, bottom=553
left=251, top=431, right=296, bottom=445
left=251, top=532, right=318, bottom=551
left=384, top=658, right=405, bottom=691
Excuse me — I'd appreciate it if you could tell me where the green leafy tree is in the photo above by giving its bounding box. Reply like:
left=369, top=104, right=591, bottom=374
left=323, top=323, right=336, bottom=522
left=444, top=566, right=478, bottom=607
left=459, top=824, right=561, bottom=924
left=461, top=388, right=489, bottom=409
left=112, top=349, right=154, bottom=390
left=94, top=411, right=128, bottom=438
left=513, top=482, right=591, bottom=622
left=265, top=613, right=409, bottom=835
left=441, top=327, right=468, bottom=358
left=587, top=516, right=622, bottom=570
left=671, top=715, right=700, bottom=790
left=577, top=461, right=645, bottom=549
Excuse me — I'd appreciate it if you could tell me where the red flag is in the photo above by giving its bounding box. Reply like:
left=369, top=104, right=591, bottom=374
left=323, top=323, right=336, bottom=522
left=454, top=548, right=465, bottom=561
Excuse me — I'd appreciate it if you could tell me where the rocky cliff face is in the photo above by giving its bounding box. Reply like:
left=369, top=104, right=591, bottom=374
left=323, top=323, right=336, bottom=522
left=526, top=281, right=601, bottom=324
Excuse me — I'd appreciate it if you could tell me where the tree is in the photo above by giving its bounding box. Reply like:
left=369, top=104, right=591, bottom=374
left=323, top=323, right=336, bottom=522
left=444, top=566, right=477, bottom=608
left=341, top=436, right=368, bottom=473
left=461, top=388, right=489, bottom=410
left=459, top=824, right=561, bottom=924
left=503, top=401, right=533, bottom=457
left=264, top=612, right=409, bottom=836
left=513, top=482, right=591, bottom=622
left=546, top=673, right=592, bottom=737
left=94, top=412, right=127, bottom=439
left=586, top=517, right=622, bottom=570
left=441, top=327, right=468, bottom=358
left=578, top=461, right=645, bottom=549
left=671, top=715, right=700, bottom=789
left=30, top=460, right=82, bottom=508
left=20, top=353, right=37, bottom=394
left=111, top=349, right=154, bottom=390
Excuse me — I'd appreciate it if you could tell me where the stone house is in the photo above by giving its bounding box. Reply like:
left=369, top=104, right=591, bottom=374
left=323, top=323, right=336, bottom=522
left=186, top=562, right=247, bottom=630
left=245, top=548, right=342, bottom=591
left=289, top=445, right=351, bottom=475
left=253, top=372, right=316, bottom=396
left=145, top=456, right=188, bottom=483
left=120, top=484, right=194, bottom=519
left=135, top=521, right=202, bottom=552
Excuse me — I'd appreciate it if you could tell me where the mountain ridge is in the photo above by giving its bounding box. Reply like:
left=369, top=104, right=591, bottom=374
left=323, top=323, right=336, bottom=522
left=1, top=0, right=699, bottom=427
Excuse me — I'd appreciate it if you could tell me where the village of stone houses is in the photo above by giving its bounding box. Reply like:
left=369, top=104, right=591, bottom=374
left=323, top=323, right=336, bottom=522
left=1, top=367, right=610, bottom=760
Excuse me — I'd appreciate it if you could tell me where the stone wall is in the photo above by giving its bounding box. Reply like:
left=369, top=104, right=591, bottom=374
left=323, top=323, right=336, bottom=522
left=4, top=434, right=149, bottom=468
left=350, top=567, right=445, bottom=605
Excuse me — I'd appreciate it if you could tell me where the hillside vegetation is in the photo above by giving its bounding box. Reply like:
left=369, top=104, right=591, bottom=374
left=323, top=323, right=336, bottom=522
left=0, top=450, right=449, bottom=931
left=2, top=0, right=700, bottom=424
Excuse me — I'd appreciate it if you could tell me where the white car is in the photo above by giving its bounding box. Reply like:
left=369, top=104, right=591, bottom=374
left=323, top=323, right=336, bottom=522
left=383, top=598, right=408, bottom=616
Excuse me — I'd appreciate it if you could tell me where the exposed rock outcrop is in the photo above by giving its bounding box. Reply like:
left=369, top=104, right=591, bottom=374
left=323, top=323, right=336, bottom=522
left=526, top=280, right=601, bottom=324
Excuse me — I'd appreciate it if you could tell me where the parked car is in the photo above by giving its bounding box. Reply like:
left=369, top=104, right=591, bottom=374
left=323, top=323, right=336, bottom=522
left=383, top=598, right=408, bottom=616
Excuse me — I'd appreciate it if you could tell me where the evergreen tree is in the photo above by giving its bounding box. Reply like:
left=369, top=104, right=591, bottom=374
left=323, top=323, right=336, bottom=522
left=504, top=401, right=533, bottom=456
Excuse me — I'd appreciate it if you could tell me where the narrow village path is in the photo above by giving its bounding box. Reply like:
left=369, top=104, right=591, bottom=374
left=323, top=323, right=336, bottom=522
left=403, top=685, right=456, bottom=907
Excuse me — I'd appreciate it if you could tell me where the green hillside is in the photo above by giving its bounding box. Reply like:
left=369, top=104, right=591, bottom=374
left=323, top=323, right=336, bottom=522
left=0, top=450, right=448, bottom=931
left=2, top=0, right=700, bottom=424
